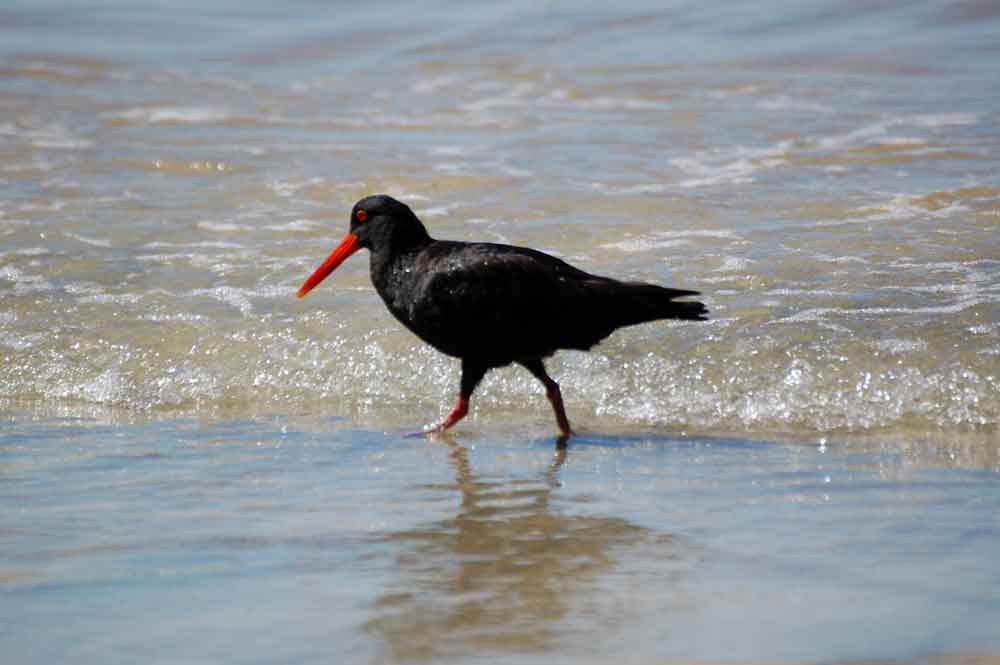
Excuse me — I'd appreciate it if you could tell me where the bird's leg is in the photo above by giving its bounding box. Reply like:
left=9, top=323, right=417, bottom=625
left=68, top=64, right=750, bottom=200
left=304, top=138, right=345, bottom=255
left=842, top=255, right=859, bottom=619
left=519, top=358, right=573, bottom=437
left=424, top=359, right=487, bottom=434
left=426, top=395, right=469, bottom=433
left=544, top=382, right=572, bottom=437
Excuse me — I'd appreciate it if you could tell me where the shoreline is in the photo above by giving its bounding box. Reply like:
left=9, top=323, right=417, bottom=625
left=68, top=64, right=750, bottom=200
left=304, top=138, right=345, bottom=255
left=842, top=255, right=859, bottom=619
left=4, top=413, right=999, bottom=663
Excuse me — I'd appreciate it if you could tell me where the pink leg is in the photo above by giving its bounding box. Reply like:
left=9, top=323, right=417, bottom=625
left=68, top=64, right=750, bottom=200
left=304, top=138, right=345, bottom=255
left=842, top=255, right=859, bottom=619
left=543, top=379, right=573, bottom=437
left=519, top=358, right=573, bottom=437
left=411, top=360, right=487, bottom=437
left=424, top=395, right=470, bottom=434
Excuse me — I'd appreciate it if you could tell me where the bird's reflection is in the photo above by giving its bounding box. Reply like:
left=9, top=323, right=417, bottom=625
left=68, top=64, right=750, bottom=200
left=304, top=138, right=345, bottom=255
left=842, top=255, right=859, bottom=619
left=364, top=438, right=672, bottom=662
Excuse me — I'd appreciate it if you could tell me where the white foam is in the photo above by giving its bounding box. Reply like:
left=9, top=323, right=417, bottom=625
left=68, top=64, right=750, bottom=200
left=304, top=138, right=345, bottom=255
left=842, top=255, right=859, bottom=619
left=73, top=368, right=130, bottom=405
left=109, top=106, right=232, bottom=125
left=139, top=312, right=206, bottom=323
left=569, top=96, right=669, bottom=111
left=288, top=75, right=344, bottom=93
left=78, top=292, right=143, bottom=305
left=601, top=237, right=690, bottom=252
left=859, top=299, right=981, bottom=316
left=32, top=137, right=95, bottom=150
left=2, top=159, right=54, bottom=174
left=459, top=82, right=537, bottom=112
left=873, top=339, right=928, bottom=354
left=811, top=113, right=978, bottom=155
left=13, top=122, right=96, bottom=150
left=778, top=307, right=839, bottom=323
left=264, top=219, right=320, bottom=232
left=873, top=136, right=927, bottom=146
left=773, top=308, right=851, bottom=332
left=904, top=112, right=978, bottom=128
left=969, top=323, right=998, bottom=335
left=601, top=229, right=740, bottom=252
left=188, top=251, right=257, bottom=271
left=431, top=162, right=466, bottom=174
left=714, top=256, right=754, bottom=272
left=63, top=283, right=103, bottom=296
left=585, top=182, right=669, bottom=196
left=191, top=286, right=255, bottom=316
left=766, top=288, right=852, bottom=297
left=135, top=252, right=192, bottom=265
left=816, top=122, right=889, bottom=150
left=419, top=203, right=464, bottom=218
left=757, top=96, right=833, bottom=114
left=143, top=240, right=245, bottom=250
left=65, top=233, right=113, bottom=248
left=0, top=266, right=43, bottom=284
left=859, top=194, right=970, bottom=222
left=707, top=85, right=761, bottom=97
left=17, top=200, right=66, bottom=213
left=824, top=254, right=870, bottom=264
left=389, top=192, right=432, bottom=203
left=429, top=145, right=473, bottom=157
left=889, top=259, right=999, bottom=271
left=42, top=178, right=81, bottom=189
left=197, top=221, right=251, bottom=233
left=267, top=177, right=325, bottom=198
left=673, top=157, right=755, bottom=188
left=670, top=142, right=789, bottom=188
left=498, top=164, right=533, bottom=178
left=411, top=75, right=460, bottom=94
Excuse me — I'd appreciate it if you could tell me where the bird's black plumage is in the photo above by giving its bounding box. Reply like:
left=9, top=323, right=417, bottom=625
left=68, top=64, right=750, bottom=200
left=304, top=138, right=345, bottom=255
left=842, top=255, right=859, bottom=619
left=299, top=194, right=707, bottom=436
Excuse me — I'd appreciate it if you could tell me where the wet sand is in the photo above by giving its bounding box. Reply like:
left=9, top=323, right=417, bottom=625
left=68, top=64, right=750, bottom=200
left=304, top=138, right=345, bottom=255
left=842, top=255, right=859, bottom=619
left=3, top=414, right=998, bottom=663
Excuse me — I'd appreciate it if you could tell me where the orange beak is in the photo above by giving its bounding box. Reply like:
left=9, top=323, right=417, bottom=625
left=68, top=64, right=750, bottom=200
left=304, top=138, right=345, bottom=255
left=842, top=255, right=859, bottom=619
left=296, top=232, right=360, bottom=298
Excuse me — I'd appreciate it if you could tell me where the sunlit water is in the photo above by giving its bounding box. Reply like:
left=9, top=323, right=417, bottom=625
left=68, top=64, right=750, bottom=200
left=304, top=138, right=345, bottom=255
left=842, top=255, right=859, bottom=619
left=2, top=1, right=999, bottom=662
left=3, top=418, right=999, bottom=664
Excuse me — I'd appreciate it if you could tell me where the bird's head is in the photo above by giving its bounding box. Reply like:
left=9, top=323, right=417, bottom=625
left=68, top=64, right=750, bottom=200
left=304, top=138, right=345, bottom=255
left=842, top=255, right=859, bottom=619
left=297, top=194, right=430, bottom=298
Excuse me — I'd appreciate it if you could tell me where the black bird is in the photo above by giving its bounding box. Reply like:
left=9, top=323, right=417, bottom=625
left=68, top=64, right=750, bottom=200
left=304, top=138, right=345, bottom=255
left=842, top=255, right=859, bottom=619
left=297, top=195, right=707, bottom=436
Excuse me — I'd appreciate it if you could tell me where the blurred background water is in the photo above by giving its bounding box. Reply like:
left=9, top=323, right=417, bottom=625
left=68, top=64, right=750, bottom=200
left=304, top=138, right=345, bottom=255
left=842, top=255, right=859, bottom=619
left=1, top=1, right=999, bottom=663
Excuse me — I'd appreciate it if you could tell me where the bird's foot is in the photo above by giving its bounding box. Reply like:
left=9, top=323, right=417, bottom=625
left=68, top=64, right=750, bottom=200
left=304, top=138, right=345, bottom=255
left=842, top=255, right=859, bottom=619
left=434, top=396, right=469, bottom=430
left=403, top=395, right=470, bottom=438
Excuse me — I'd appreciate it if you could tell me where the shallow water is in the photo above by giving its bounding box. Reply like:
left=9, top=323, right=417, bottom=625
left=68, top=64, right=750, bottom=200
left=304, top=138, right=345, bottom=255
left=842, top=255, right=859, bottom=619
left=2, top=1, right=999, bottom=662
left=3, top=417, right=999, bottom=664
left=2, top=0, right=997, bottom=436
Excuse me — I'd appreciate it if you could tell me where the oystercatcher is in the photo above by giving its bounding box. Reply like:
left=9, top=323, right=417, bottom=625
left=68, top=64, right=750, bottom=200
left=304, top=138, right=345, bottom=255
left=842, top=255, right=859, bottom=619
left=298, top=195, right=707, bottom=436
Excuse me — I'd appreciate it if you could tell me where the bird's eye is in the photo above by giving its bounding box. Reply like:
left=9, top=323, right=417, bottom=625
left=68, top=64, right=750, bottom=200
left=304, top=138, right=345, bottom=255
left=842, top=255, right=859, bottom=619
left=356, top=209, right=369, bottom=223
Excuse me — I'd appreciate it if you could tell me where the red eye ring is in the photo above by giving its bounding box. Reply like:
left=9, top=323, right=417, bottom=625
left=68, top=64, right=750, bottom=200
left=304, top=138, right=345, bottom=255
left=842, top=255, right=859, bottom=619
left=356, top=209, right=368, bottom=222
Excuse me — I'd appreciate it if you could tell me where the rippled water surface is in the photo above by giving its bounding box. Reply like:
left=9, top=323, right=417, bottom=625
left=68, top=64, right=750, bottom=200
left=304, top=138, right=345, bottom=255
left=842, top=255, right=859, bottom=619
left=2, top=1, right=999, bottom=663
left=4, top=419, right=1000, bottom=664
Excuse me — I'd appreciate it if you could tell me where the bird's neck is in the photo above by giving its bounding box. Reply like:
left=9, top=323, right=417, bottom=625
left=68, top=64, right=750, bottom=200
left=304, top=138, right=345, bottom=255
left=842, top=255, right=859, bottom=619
left=369, top=239, right=430, bottom=299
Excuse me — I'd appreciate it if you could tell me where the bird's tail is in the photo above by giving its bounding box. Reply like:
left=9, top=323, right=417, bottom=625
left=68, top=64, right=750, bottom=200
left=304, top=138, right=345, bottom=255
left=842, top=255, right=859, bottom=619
left=613, top=283, right=708, bottom=326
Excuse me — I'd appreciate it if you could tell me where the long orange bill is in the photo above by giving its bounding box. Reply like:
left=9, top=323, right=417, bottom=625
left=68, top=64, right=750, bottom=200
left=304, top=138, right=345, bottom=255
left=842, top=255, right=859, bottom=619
left=297, top=232, right=360, bottom=298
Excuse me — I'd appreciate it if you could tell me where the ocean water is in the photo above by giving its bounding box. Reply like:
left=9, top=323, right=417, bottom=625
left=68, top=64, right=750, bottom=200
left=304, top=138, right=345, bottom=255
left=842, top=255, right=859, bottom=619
left=2, top=1, right=999, bottom=663
left=3, top=419, right=1000, bottom=664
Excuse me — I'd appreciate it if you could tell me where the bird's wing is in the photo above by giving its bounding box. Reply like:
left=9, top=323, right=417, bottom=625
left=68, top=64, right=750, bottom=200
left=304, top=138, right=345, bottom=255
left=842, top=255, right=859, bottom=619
left=408, top=243, right=607, bottom=359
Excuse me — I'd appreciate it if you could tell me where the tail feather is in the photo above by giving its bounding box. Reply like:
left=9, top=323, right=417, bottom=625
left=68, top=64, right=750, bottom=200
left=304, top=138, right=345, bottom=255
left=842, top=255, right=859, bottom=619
left=615, top=282, right=708, bottom=325
left=662, top=297, right=709, bottom=321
